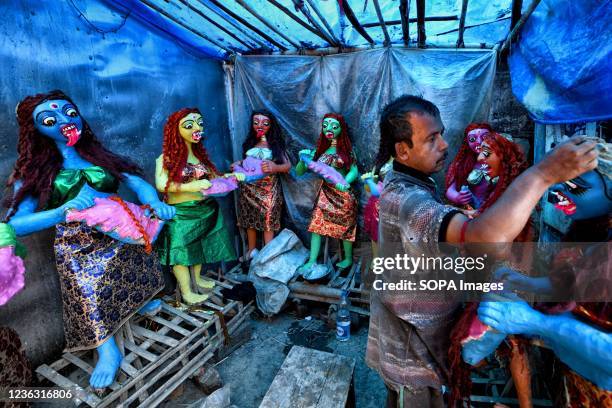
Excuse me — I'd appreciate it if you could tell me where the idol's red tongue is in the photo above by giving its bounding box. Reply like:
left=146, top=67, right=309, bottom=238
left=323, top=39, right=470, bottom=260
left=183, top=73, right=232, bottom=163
left=61, top=125, right=80, bottom=147
left=257, top=129, right=265, bottom=137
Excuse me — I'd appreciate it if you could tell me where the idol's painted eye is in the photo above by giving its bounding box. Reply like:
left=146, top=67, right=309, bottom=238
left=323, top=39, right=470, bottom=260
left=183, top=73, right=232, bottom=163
left=469, top=137, right=475, bottom=143
left=182, top=121, right=193, bottom=129
left=482, top=150, right=491, bottom=158
left=197, top=120, right=204, bottom=128
left=65, top=107, right=78, bottom=117
left=263, top=121, right=270, bottom=126
left=42, top=116, right=57, bottom=126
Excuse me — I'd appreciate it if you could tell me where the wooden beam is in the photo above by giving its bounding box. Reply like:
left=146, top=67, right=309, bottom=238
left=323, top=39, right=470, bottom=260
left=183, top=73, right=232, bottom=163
left=500, top=0, right=542, bottom=54
left=138, top=0, right=235, bottom=54
left=305, top=0, right=341, bottom=45
left=207, top=0, right=288, bottom=51
left=399, top=0, right=410, bottom=45
left=362, top=15, right=458, bottom=29
left=177, top=0, right=252, bottom=49
left=339, top=0, right=375, bottom=45
left=435, top=16, right=509, bottom=36
left=511, top=0, right=524, bottom=29
left=416, top=0, right=426, bottom=48
left=456, top=0, right=469, bottom=48
left=291, top=0, right=339, bottom=46
left=268, top=0, right=335, bottom=45
left=372, top=0, right=390, bottom=46
left=192, top=0, right=266, bottom=48
left=236, top=0, right=301, bottom=49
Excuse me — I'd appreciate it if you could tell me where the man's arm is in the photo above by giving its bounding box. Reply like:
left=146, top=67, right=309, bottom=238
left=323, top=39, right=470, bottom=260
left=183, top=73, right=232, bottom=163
left=445, top=137, right=598, bottom=243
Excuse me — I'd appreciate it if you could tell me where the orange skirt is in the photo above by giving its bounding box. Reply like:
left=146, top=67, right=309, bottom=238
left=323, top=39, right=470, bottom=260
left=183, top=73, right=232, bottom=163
left=237, top=175, right=282, bottom=232
left=307, top=181, right=357, bottom=241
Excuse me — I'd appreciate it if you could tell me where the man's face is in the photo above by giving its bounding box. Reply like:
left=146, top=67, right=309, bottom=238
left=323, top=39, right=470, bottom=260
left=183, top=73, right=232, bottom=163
left=395, top=113, right=448, bottom=175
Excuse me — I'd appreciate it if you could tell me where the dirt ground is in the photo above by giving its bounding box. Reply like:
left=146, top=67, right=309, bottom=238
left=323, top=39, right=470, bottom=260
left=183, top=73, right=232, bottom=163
left=162, top=311, right=387, bottom=408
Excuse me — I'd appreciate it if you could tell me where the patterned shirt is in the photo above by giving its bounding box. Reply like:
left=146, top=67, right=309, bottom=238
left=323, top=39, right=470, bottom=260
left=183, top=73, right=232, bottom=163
left=366, top=161, right=460, bottom=392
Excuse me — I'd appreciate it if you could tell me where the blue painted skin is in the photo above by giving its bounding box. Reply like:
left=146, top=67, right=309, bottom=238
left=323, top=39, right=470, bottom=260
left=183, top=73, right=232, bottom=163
left=8, top=100, right=176, bottom=390
left=465, top=174, right=612, bottom=389
left=364, top=177, right=381, bottom=198
left=465, top=266, right=612, bottom=390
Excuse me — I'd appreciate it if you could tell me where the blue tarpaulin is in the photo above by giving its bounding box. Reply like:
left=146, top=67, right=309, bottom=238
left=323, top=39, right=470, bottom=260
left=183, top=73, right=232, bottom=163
left=104, top=0, right=519, bottom=58
left=509, top=0, right=612, bottom=124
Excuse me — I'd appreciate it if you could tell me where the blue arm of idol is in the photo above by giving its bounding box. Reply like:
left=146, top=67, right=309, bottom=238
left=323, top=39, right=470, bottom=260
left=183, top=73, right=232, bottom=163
left=365, top=178, right=382, bottom=197
left=539, top=313, right=612, bottom=389
left=121, top=173, right=176, bottom=220
left=7, top=183, right=65, bottom=236
left=478, top=296, right=612, bottom=389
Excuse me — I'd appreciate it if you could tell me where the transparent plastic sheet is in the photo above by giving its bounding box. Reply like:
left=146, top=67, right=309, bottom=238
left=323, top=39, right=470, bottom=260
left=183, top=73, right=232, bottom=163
left=229, top=48, right=496, bottom=239
left=509, top=0, right=612, bottom=124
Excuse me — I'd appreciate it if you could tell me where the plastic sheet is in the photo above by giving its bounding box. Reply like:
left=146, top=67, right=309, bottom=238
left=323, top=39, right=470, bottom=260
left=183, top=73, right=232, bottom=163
left=106, top=0, right=514, bottom=56
left=229, top=48, right=496, bottom=236
left=248, top=229, right=309, bottom=315
left=509, top=0, right=612, bottom=124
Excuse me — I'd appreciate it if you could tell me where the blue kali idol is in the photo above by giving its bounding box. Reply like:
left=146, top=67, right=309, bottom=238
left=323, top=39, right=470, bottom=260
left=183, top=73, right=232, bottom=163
left=5, top=90, right=176, bottom=390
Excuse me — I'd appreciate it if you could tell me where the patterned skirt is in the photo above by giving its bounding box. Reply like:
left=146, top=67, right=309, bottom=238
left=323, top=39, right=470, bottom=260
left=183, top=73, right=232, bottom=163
left=364, top=195, right=380, bottom=243
left=54, top=222, right=164, bottom=352
left=157, top=199, right=236, bottom=266
left=0, top=326, right=31, bottom=391
left=237, top=175, right=282, bottom=232
left=308, top=181, right=357, bottom=241
left=564, top=368, right=612, bottom=407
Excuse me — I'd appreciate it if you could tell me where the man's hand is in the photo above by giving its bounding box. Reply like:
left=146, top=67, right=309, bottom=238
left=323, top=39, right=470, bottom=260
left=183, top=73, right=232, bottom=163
left=535, top=136, right=598, bottom=185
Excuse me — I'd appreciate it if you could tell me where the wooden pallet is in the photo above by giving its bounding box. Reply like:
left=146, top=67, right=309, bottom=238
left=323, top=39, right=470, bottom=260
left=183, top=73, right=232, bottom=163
left=36, top=279, right=254, bottom=408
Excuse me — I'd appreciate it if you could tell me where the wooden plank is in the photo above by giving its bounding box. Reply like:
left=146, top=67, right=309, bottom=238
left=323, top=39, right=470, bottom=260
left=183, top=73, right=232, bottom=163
left=36, top=365, right=101, bottom=407
left=161, top=302, right=203, bottom=327
left=131, top=326, right=180, bottom=347
left=48, top=350, right=86, bottom=371
left=136, top=351, right=215, bottom=407
left=259, top=346, right=355, bottom=408
left=123, top=341, right=159, bottom=363
left=147, top=315, right=191, bottom=336
left=62, top=353, right=121, bottom=392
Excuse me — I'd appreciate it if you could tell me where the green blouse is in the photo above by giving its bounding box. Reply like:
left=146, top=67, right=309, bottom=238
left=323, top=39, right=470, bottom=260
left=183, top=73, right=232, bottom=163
left=47, top=166, right=119, bottom=209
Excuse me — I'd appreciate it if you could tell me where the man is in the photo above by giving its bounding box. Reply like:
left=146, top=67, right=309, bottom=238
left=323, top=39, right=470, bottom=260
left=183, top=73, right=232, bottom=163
left=365, top=95, right=598, bottom=407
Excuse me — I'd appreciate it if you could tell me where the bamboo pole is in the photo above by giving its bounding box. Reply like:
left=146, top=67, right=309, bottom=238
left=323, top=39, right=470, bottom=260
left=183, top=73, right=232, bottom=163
left=339, top=0, right=375, bottom=44
left=305, top=0, right=341, bottom=45
left=399, top=0, right=410, bottom=45
left=372, top=0, right=390, bottom=46
left=416, top=0, right=426, bottom=48
left=177, top=0, right=252, bottom=49
left=456, top=0, right=469, bottom=48
left=500, top=0, right=542, bottom=54
left=138, top=0, right=235, bottom=54
left=362, top=15, right=458, bottom=29
left=192, top=0, right=266, bottom=48
left=236, top=0, right=301, bottom=49
left=267, top=0, right=333, bottom=45
left=291, top=0, right=339, bottom=46
left=207, top=0, right=288, bottom=51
